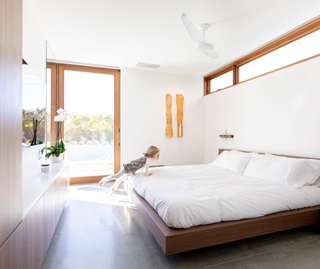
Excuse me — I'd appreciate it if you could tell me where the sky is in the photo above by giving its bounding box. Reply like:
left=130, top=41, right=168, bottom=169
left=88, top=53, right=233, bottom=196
left=64, top=70, right=114, bottom=116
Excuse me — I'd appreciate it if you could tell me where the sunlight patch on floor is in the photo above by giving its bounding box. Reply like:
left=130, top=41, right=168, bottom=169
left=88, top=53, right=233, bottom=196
left=68, top=183, right=135, bottom=208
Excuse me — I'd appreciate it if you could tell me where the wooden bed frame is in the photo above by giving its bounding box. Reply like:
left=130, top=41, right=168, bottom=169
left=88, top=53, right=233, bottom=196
left=127, top=149, right=320, bottom=255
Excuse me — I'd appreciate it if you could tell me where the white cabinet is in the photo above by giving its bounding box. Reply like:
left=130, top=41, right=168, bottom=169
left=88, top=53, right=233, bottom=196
left=0, top=162, right=70, bottom=269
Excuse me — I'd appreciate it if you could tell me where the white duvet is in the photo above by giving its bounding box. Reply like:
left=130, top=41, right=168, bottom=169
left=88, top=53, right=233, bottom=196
left=130, top=165, right=320, bottom=228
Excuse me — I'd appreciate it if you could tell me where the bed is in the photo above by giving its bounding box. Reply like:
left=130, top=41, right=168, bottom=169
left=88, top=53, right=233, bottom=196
left=126, top=149, right=320, bottom=255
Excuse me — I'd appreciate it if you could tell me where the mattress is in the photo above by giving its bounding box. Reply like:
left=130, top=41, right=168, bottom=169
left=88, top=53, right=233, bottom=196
left=130, top=165, right=320, bottom=228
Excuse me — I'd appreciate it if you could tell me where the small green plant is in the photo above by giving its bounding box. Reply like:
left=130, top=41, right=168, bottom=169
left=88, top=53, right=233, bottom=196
left=41, top=140, right=66, bottom=158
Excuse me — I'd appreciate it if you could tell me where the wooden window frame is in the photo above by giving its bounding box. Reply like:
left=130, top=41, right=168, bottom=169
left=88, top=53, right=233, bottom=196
left=204, top=17, right=320, bottom=95
left=47, top=62, right=121, bottom=183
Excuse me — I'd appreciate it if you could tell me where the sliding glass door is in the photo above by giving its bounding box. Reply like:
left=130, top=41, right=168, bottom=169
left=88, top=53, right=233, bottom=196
left=47, top=63, right=120, bottom=183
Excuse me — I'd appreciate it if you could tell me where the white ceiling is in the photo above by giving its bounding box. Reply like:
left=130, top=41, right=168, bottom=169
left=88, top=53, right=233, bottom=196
left=27, top=0, right=320, bottom=77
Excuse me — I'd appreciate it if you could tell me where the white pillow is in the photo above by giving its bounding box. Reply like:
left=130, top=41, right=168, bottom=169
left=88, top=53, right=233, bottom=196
left=312, top=175, right=320, bottom=187
left=243, top=153, right=320, bottom=188
left=243, top=154, right=289, bottom=185
left=210, top=150, right=253, bottom=174
left=287, top=157, right=320, bottom=187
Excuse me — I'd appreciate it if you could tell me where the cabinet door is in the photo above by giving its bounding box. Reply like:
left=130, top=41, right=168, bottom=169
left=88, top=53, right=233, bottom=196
left=0, top=223, right=24, bottom=269
left=43, top=183, right=56, bottom=253
left=55, top=166, right=70, bottom=225
left=0, top=0, right=22, bottom=247
left=23, top=197, right=44, bottom=269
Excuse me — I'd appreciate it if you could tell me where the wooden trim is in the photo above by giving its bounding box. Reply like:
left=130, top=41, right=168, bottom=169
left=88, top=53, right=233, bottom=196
left=233, top=64, right=239, bottom=84
left=128, top=149, right=320, bottom=255
left=47, top=63, right=57, bottom=144
left=114, top=69, right=121, bottom=173
left=57, top=64, right=65, bottom=142
left=204, top=17, right=320, bottom=95
left=203, top=77, right=210, bottom=95
left=219, top=148, right=320, bottom=160
left=70, top=176, right=103, bottom=184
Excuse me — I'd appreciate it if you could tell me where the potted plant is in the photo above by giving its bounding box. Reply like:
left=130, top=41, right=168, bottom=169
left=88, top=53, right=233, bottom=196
left=41, top=139, right=66, bottom=159
left=41, top=108, right=69, bottom=162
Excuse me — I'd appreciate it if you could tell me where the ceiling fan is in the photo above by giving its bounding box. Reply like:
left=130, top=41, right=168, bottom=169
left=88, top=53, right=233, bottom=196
left=181, top=13, right=218, bottom=59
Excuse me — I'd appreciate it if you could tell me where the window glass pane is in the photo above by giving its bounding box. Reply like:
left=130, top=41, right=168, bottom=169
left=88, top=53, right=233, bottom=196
left=63, top=70, right=114, bottom=177
left=210, top=71, right=233, bottom=92
left=240, top=30, right=320, bottom=81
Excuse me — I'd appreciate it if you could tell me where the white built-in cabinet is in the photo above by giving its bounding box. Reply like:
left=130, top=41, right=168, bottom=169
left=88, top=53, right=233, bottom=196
left=0, top=162, right=70, bottom=269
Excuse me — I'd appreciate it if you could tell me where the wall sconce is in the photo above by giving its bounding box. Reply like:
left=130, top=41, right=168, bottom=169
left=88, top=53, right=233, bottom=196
left=219, top=129, right=234, bottom=139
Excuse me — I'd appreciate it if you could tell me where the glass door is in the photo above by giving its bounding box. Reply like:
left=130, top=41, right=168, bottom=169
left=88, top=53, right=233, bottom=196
left=48, top=63, right=120, bottom=183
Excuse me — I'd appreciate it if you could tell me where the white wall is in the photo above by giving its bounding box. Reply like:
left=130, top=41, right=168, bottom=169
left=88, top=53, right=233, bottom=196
left=204, top=56, right=320, bottom=162
left=121, top=68, right=204, bottom=166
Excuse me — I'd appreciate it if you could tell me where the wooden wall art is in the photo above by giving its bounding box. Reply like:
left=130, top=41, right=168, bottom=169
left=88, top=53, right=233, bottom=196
left=176, top=94, right=184, bottom=138
left=165, top=94, right=173, bottom=138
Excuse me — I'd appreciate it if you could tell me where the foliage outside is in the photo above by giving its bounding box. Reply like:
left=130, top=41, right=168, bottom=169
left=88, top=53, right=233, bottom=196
left=23, top=108, right=114, bottom=154
left=22, top=108, right=46, bottom=145
left=64, top=114, right=114, bottom=145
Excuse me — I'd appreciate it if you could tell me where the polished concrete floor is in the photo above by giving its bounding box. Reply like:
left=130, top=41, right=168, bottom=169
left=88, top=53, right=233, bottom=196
left=41, top=183, right=320, bottom=269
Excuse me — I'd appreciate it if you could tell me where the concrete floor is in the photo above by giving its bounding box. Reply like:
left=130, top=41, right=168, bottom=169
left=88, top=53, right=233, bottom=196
left=41, top=183, right=320, bottom=269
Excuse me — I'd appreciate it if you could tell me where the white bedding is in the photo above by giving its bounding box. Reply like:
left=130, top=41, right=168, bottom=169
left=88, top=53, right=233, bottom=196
left=130, top=165, right=320, bottom=228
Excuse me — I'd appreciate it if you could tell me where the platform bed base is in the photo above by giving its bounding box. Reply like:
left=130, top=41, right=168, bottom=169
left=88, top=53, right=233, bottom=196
left=129, top=188, right=320, bottom=255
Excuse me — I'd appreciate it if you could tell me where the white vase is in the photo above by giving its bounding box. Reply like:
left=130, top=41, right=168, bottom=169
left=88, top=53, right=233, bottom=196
left=22, top=144, right=45, bottom=181
left=22, top=144, right=43, bottom=169
left=51, top=155, right=63, bottom=163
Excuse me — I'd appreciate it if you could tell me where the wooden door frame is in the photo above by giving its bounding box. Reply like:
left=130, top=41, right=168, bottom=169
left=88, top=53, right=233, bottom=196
left=47, top=62, right=121, bottom=183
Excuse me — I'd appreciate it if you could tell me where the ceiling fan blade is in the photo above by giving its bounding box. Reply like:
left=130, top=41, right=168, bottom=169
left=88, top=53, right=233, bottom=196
left=181, top=13, right=204, bottom=42
left=203, top=48, right=218, bottom=59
